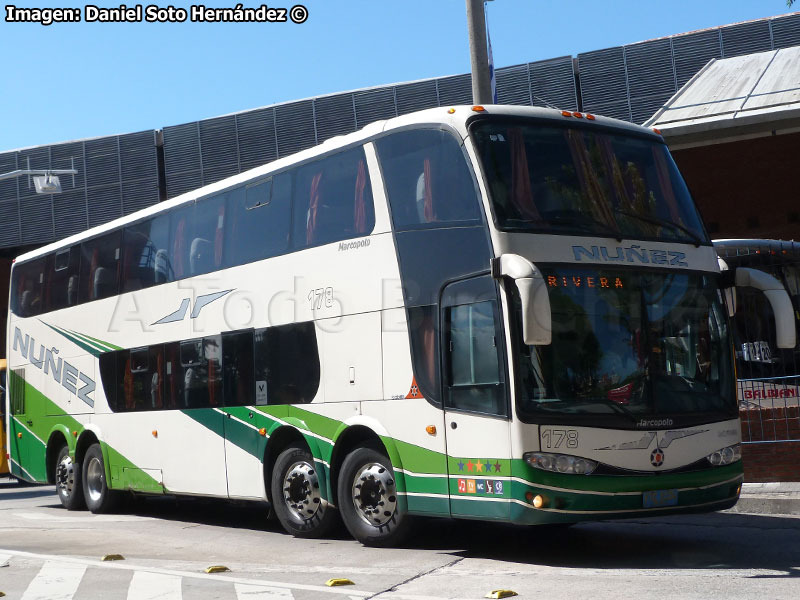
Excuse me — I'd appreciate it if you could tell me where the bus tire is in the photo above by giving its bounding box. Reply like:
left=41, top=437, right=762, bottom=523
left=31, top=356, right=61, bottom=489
left=271, top=443, right=338, bottom=538
left=82, top=443, right=120, bottom=514
left=338, top=447, right=410, bottom=547
left=55, top=444, right=85, bottom=511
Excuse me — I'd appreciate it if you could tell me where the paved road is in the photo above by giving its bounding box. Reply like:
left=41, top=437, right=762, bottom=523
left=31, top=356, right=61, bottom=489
left=1, top=477, right=799, bottom=599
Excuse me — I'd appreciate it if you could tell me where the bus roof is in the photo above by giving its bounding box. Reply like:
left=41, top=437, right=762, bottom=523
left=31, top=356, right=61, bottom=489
left=13, top=105, right=661, bottom=265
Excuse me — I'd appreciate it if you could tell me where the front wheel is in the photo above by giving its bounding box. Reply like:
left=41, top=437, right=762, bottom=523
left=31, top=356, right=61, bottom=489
left=55, top=445, right=85, bottom=510
left=338, top=447, right=411, bottom=547
left=271, top=444, right=339, bottom=538
left=82, top=443, right=120, bottom=514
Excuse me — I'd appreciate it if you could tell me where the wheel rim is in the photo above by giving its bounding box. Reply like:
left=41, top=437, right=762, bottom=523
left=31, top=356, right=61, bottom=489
left=282, top=460, right=323, bottom=522
left=56, top=452, right=76, bottom=499
left=351, top=462, right=397, bottom=527
left=86, top=456, right=105, bottom=503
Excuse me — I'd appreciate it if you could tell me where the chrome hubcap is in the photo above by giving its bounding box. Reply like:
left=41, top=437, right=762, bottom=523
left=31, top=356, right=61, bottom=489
left=86, top=457, right=105, bottom=503
left=351, top=462, right=397, bottom=527
left=56, top=453, right=76, bottom=498
left=282, top=460, right=322, bottom=521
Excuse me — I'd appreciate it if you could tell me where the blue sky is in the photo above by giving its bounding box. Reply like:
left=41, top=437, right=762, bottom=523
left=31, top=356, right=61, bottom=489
left=1, top=0, right=795, bottom=151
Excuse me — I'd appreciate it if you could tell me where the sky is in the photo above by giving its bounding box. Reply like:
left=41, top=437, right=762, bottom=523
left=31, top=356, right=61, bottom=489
left=0, top=0, right=796, bottom=151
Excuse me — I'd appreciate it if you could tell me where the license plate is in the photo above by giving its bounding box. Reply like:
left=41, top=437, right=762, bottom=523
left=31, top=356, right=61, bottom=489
left=643, top=489, right=679, bottom=508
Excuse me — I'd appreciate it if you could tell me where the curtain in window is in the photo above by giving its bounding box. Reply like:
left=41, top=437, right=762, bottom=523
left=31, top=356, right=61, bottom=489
left=214, top=204, right=225, bottom=267
left=423, top=158, right=434, bottom=222
left=652, top=147, right=682, bottom=224
left=508, top=127, right=541, bottom=221
left=564, top=129, right=616, bottom=228
left=354, top=159, right=367, bottom=233
left=172, top=218, right=186, bottom=279
left=306, top=172, right=323, bottom=244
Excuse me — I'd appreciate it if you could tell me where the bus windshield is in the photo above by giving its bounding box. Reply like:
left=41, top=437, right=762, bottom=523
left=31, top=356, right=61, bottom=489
left=471, top=120, right=707, bottom=245
left=515, top=268, right=736, bottom=426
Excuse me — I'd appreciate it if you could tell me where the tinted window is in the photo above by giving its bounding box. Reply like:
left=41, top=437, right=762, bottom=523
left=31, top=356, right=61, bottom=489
left=11, top=258, right=46, bottom=317
left=45, top=247, right=80, bottom=312
left=223, top=329, right=255, bottom=406
left=224, top=173, right=292, bottom=267
left=376, top=129, right=481, bottom=230
left=190, top=196, right=226, bottom=276
left=445, top=300, right=506, bottom=415
left=116, top=350, right=150, bottom=412
left=254, top=322, right=320, bottom=404
left=181, top=336, right=222, bottom=408
left=122, top=214, right=172, bottom=291
left=79, top=231, right=121, bottom=303
left=293, top=146, right=375, bottom=248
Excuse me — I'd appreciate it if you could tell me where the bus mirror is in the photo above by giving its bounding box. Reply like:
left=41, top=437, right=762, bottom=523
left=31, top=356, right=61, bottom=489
left=717, top=257, right=736, bottom=317
left=491, top=254, right=552, bottom=345
left=516, top=277, right=552, bottom=346
left=735, top=267, right=797, bottom=349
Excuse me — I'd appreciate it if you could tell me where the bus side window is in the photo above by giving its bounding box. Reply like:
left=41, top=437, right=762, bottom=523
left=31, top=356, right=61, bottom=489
left=375, top=129, right=481, bottom=230
left=189, top=195, right=226, bottom=277
left=254, top=322, right=320, bottom=405
left=222, top=330, right=255, bottom=407
left=163, top=342, right=182, bottom=410
left=122, top=214, right=171, bottom=291
left=79, top=231, right=121, bottom=303
left=445, top=301, right=506, bottom=416
left=11, top=258, right=46, bottom=317
left=99, top=352, right=118, bottom=411
left=224, top=174, right=292, bottom=267
left=45, top=246, right=80, bottom=312
left=292, top=146, right=375, bottom=249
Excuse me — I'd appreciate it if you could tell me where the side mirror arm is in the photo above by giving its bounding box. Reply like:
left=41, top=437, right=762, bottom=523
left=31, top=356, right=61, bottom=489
left=491, top=254, right=552, bottom=345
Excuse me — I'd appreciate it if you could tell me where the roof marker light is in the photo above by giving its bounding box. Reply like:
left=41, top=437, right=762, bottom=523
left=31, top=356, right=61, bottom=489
left=561, top=110, right=572, bottom=117
left=447, top=108, right=456, bottom=114
left=472, top=105, right=486, bottom=112
left=572, top=111, right=583, bottom=118
left=653, top=128, right=662, bottom=135
left=586, top=114, right=596, bottom=120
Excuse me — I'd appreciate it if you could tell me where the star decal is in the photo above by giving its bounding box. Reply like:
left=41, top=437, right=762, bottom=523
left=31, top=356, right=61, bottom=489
left=476, top=460, right=484, bottom=472
left=494, top=462, right=502, bottom=473
left=457, top=460, right=465, bottom=471
left=466, top=460, right=474, bottom=471
left=484, top=461, right=492, bottom=472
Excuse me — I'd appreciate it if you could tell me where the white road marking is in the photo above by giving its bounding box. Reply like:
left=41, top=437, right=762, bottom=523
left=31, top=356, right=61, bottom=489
left=127, top=571, right=183, bottom=600
left=0, top=548, right=372, bottom=597
left=21, top=560, right=86, bottom=600
left=235, top=582, right=294, bottom=599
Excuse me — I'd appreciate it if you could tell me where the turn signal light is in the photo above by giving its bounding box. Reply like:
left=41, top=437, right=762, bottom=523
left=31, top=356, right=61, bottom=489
left=258, top=428, right=267, bottom=436
left=426, top=425, right=437, bottom=436
left=472, top=105, right=486, bottom=112
left=151, top=430, right=158, bottom=438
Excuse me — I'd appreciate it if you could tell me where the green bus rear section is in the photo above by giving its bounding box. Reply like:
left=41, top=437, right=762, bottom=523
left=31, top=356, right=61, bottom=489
left=8, top=372, right=742, bottom=524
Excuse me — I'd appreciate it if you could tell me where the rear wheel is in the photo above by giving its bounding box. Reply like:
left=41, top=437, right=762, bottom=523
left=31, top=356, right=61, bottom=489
left=271, top=444, right=338, bottom=538
left=338, top=447, right=411, bottom=547
left=55, top=445, right=85, bottom=511
left=82, top=443, right=120, bottom=514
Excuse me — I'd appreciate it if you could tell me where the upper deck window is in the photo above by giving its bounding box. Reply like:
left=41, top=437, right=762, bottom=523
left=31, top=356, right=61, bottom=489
left=471, top=120, right=707, bottom=245
left=376, top=128, right=482, bottom=230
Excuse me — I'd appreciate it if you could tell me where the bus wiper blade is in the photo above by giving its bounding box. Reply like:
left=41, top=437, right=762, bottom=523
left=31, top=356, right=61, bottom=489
left=613, top=209, right=705, bottom=247
left=546, top=215, right=623, bottom=242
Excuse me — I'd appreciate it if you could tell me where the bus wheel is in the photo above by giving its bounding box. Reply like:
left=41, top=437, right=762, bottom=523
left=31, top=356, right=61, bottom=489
left=55, top=445, right=85, bottom=511
left=271, top=444, right=338, bottom=538
left=82, top=444, right=120, bottom=514
left=338, top=447, right=410, bottom=547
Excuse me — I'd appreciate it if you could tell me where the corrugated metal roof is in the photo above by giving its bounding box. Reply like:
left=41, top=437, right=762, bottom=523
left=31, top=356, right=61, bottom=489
left=646, top=45, right=800, bottom=141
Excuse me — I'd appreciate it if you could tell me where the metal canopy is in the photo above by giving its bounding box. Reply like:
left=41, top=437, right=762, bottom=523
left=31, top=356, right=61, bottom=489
left=645, top=45, right=800, bottom=147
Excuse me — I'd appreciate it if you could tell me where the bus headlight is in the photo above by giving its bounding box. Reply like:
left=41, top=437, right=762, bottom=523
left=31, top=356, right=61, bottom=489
left=523, top=452, right=597, bottom=475
left=706, top=443, right=742, bottom=466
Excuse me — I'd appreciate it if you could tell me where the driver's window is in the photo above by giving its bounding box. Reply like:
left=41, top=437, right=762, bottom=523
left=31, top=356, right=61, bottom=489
left=445, top=300, right=506, bottom=415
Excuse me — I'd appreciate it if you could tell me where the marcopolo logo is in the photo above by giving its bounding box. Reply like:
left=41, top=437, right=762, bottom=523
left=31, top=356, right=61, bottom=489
left=12, top=327, right=95, bottom=407
left=572, top=244, right=688, bottom=267
left=338, top=238, right=370, bottom=252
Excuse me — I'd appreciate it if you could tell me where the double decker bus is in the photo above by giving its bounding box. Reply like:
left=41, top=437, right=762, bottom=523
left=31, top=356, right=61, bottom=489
left=6, top=106, right=793, bottom=546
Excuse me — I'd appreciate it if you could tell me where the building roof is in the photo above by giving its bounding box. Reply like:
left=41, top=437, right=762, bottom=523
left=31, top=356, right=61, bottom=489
left=646, top=45, right=800, bottom=147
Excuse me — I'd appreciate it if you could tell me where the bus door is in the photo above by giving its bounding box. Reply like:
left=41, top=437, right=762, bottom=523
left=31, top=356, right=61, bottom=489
left=6, top=368, right=31, bottom=479
left=441, top=276, right=512, bottom=520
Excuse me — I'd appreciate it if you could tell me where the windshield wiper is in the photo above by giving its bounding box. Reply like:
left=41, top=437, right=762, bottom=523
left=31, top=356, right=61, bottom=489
left=613, top=209, right=705, bottom=247
left=538, top=397, right=638, bottom=421
left=546, top=214, right=623, bottom=242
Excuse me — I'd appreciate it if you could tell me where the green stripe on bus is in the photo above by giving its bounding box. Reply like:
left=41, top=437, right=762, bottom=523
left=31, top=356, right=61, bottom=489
left=40, top=322, right=104, bottom=356
left=67, top=329, right=122, bottom=351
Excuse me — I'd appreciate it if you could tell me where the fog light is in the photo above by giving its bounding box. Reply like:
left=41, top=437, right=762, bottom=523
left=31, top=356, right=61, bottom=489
left=532, top=494, right=547, bottom=509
